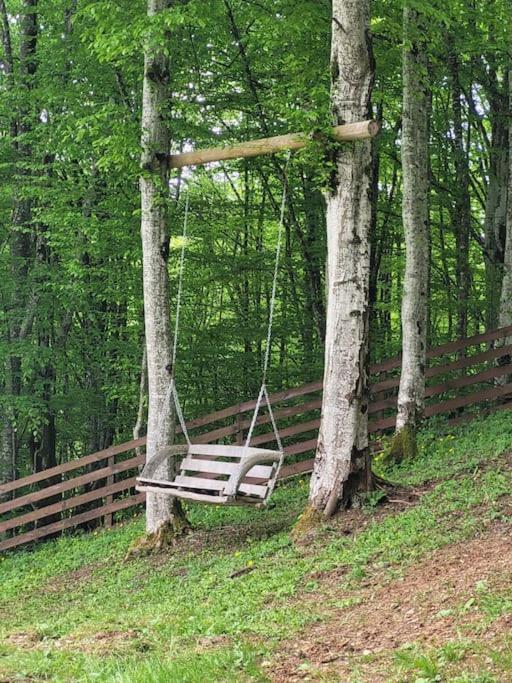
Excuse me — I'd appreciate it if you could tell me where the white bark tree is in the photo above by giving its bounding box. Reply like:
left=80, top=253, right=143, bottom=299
left=140, top=0, right=188, bottom=538
left=497, top=71, right=512, bottom=371
left=499, top=71, right=512, bottom=329
left=390, top=4, right=430, bottom=461
left=305, top=0, right=375, bottom=520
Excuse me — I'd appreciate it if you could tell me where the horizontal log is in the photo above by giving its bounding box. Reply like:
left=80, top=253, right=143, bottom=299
left=0, top=454, right=144, bottom=516
left=169, top=121, right=380, bottom=169
left=0, top=438, right=146, bottom=496
left=0, top=476, right=138, bottom=535
left=0, top=494, right=145, bottom=554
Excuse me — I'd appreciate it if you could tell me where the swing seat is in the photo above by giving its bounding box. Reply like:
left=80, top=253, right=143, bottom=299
left=136, top=443, right=282, bottom=507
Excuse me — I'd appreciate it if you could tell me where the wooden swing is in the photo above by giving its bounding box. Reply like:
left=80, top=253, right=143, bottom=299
left=136, top=171, right=288, bottom=507
left=136, top=444, right=282, bottom=506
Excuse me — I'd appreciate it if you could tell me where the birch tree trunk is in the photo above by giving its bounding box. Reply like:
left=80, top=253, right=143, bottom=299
left=390, top=4, right=430, bottom=461
left=497, top=71, right=512, bottom=374
left=483, top=50, right=509, bottom=331
left=140, top=0, right=188, bottom=537
left=305, top=0, right=375, bottom=519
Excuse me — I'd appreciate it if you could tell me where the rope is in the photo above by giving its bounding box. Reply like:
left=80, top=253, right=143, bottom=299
left=261, top=156, right=289, bottom=384
left=245, top=155, right=290, bottom=452
left=170, top=378, right=191, bottom=446
left=153, top=379, right=191, bottom=459
left=171, top=193, right=189, bottom=376
left=156, top=195, right=191, bottom=448
left=263, top=385, right=283, bottom=454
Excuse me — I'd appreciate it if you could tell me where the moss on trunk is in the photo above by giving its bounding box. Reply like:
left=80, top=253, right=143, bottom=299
left=126, top=501, right=190, bottom=559
left=291, top=505, right=324, bottom=543
left=387, top=424, right=418, bottom=464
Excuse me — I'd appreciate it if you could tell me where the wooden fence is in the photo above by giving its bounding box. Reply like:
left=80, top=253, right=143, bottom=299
left=1, top=325, right=511, bottom=553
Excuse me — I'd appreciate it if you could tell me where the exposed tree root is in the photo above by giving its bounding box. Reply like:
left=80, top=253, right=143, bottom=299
left=372, top=472, right=397, bottom=489
left=125, top=514, right=191, bottom=560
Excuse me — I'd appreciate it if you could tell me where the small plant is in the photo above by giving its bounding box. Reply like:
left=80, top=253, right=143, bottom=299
left=395, top=648, right=441, bottom=682
left=362, top=488, right=387, bottom=511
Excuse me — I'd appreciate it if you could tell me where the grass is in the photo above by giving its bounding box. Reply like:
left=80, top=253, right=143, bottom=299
left=1, top=411, right=512, bottom=682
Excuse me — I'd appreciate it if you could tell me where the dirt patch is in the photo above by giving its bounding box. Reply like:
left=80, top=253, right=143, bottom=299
left=4, top=628, right=142, bottom=656
left=195, top=634, right=232, bottom=652
left=272, top=520, right=512, bottom=682
left=4, top=631, right=41, bottom=649
left=54, top=629, right=142, bottom=654
left=44, top=562, right=105, bottom=594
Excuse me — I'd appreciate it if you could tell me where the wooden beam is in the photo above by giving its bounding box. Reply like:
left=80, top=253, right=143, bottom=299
left=169, top=120, right=380, bottom=169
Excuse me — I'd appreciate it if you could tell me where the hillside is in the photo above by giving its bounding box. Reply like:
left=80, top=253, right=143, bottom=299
left=1, top=412, right=512, bottom=683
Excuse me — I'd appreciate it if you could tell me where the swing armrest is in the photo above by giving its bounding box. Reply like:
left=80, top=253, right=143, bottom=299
left=138, top=445, right=188, bottom=481
left=223, top=450, right=282, bottom=499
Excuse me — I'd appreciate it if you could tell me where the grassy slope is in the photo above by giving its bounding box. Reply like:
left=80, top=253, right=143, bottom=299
left=0, top=412, right=512, bottom=683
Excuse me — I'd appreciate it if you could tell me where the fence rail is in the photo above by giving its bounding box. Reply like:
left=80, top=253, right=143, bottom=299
left=2, top=325, right=511, bottom=553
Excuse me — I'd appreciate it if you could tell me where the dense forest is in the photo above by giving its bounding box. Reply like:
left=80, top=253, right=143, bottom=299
left=1, top=0, right=511, bottom=496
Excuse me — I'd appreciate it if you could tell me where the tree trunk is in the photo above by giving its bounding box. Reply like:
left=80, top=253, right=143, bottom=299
left=133, top=343, right=148, bottom=459
left=483, top=70, right=509, bottom=331
left=140, top=0, right=188, bottom=536
left=0, top=416, right=14, bottom=507
left=497, top=71, right=512, bottom=379
left=391, top=4, right=430, bottom=462
left=448, top=43, right=472, bottom=341
left=306, top=0, right=375, bottom=519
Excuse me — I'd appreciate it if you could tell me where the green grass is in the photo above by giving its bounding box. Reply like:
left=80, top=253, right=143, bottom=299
left=1, top=411, right=512, bottom=682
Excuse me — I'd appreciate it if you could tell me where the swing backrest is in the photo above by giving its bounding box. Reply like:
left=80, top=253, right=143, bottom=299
left=166, top=444, right=280, bottom=501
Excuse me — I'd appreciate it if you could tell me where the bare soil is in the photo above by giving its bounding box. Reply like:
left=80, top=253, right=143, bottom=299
left=272, top=515, right=512, bottom=682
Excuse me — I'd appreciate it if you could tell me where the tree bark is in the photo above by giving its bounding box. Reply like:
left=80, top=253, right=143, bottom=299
left=391, top=4, right=430, bottom=461
left=140, top=0, right=188, bottom=536
left=497, top=71, right=512, bottom=375
left=482, top=61, right=508, bottom=330
left=448, top=42, right=472, bottom=341
left=133, top=343, right=148, bottom=459
left=307, top=0, right=375, bottom=518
